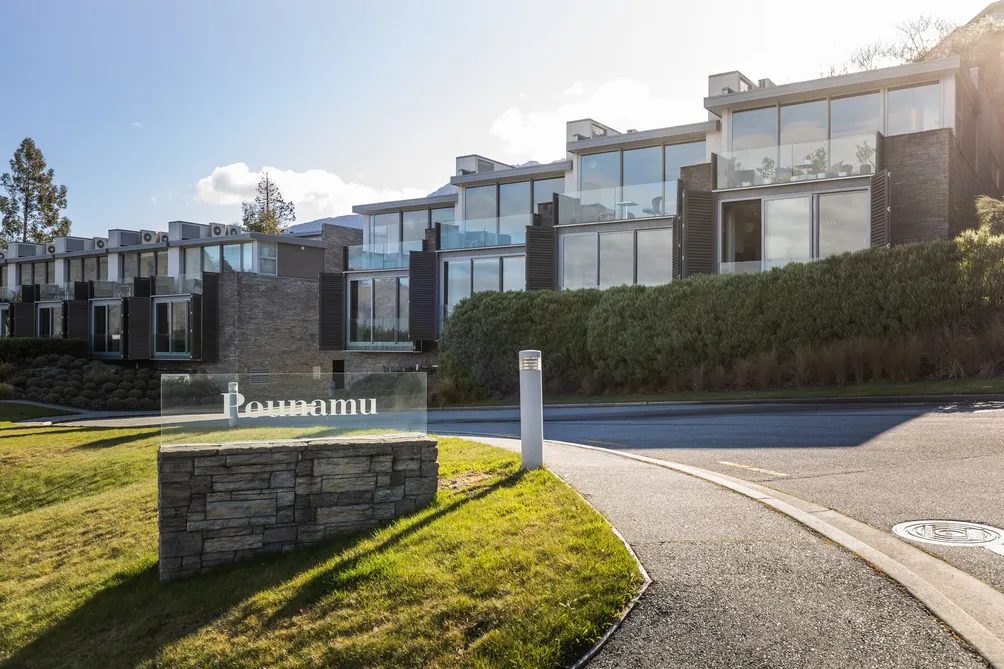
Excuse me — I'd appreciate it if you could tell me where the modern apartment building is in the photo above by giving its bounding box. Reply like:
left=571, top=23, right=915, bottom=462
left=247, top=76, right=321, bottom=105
left=322, top=55, right=1003, bottom=373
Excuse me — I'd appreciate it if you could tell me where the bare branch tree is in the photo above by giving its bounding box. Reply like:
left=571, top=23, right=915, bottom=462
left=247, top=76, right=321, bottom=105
left=886, top=15, right=956, bottom=63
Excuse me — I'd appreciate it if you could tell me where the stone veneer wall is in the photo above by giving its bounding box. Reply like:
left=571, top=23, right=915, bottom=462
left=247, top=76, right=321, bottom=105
left=885, top=129, right=953, bottom=244
left=158, top=435, right=438, bottom=581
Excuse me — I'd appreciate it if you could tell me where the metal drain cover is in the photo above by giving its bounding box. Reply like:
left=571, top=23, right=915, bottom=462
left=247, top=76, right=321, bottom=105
left=893, top=520, right=1004, bottom=555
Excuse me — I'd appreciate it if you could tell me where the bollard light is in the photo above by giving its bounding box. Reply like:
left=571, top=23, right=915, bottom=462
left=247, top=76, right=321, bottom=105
left=519, top=350, right=543, bottom=469
left=226, top=381, right=240, bottom=428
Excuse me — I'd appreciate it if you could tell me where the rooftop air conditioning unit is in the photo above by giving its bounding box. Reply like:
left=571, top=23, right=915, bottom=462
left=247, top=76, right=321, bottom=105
left=46, top=244, right=57, bottom=254
left=0, top=251, right=6, bottom=261
left=210, top=223, right=225, bottom=237
left=140, top=230, right=158, bottom=244
left=226, top=225, right=241, bottom=236
left=94, top=237, right=108, bottom=250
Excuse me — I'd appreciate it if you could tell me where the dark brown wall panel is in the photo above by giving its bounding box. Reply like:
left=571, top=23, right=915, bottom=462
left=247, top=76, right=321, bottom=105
left=277, top=244, right=324, bottom=279
left=201, top=273, right=219, bottom=363
left=408, top=251, right=438, bottom=341
left=682, top=190, right=714, bottom=276
left=127, top=297, right=152, bottom=360
left=319, top=272, right=346, bottom=350
left=525, top=226, right=556, bottom=291
left=66, top=300, right=90, bottom=341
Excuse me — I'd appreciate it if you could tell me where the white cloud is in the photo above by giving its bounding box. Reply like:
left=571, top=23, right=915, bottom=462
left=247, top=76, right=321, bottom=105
left=491, top=79, right=697, bottom=160
left=195, top=163, right=431, bottom=222
left=131, top=121, right=142, bottom=128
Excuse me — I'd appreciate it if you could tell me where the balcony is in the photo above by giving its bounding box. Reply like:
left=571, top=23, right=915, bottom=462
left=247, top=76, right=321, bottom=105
left=439, top=215, right=532, bottom=250
left=716, top=134, right=880, bottom=190
left=152, top=274, right=203, bottom=295
left=347, top=241, right=423, bottom=271
left=556, top=181, right=679, bottom=226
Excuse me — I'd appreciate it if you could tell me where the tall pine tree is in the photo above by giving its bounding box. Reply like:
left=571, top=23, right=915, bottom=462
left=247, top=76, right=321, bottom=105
left=0, top=138, right=72, bottom=245
left=241, top=171, right=295, bottom=234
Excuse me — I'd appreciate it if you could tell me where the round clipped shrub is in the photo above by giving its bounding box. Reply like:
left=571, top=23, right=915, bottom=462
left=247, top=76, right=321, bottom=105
left=92, top=373, right=110, bottom=386
left=58, top=355, right=76, bottom=369
left=81, top=389, right=97, bottom=400
left=138, top=398, right=155, bottom=411
left=32, top=356, right=49, bottom=368
left=83, top=382, right=98, bottom=391
left=145, top=389, right=160, bottom=401
left=11, top=375, right=28, bottom=388
left=72, top=359, right=87, bottom=369
left=106, top=397, right=124, bottom=411
left=43, top=369, right=60, bottom=380
left=41, top=378, right=55, bottom=389
left=111, top=389, right=129, bottom=400
left=101, top=382, right=118, bottom=394
left=43, top=393, right=61, bottom=404
left=66, top=380, right=83, bottom=391
left=0, top=383, right=13, bottom=399
left=117, top=382, right=133, bottom=392
left=26, top=377, right=43, bottom=388
left=126, top=389, right=144, bottom=400
left=47, top=354, right=61, bottom=364
left=92, top=399, right=106, bottom=411
left=123, top=397, right=140, bottom=411
left=70, top=396, right=92, bottom=410
left=132, top=379, right=148, bottom=391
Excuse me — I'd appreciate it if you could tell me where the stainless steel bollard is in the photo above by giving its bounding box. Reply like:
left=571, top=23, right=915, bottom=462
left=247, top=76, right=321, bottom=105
left=519, top=350, right=543, bottom=469
left=225, top=381, right=241, bottom=428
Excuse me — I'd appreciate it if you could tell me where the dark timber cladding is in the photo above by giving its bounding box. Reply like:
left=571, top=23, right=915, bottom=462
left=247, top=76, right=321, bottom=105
left=201, top=272, right=220, bottom=363
left=11, top=303, right=34, bottom=337
left=672, top=219, right=683, bottom=281
left=318, top=272, right=345, bottom=350
left=682, top=190, right=714, bottom=276
left=66, top=300, right=90, bottom=341
left=525, top=226, right=556, bottom=291
left=871, top=169, right=892, bottom=247
left=190, top=293, right=203, bottom=360
left=409, top=251, right=437, bottom=341
left=127, top=297, right=151, bottom=359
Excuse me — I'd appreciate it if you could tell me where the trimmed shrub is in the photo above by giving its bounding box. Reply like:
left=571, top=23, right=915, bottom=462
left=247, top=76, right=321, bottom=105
left=126, top=389, right=144, bottom=400
left=0, top=383, right=13, bottom=399
left=439, top=288, right=603, bottom=399
left=0, top=339, right=87, bottom=364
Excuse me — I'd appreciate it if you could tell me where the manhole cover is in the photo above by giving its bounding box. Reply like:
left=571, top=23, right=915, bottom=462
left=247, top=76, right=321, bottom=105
left=893, top=520, right=1004, bottom=555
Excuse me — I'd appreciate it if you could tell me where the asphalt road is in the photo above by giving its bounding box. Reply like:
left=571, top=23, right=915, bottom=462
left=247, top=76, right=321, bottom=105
left=430, top=401, right=1004, bottom=594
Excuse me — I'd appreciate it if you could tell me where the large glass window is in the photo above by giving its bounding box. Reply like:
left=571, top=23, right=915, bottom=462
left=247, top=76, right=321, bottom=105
left=139, top=251, right=156, bottom=278
left=183, top=246, right=201, bottom=275
left=446, top=260, right=472, bottom=317
left=431, top=207, right=455, bottom=226
left=33, top=262, right=46, bottom=285
left=502, top=256, right=525, bottom=292
left=371, top=213, right=400, bottom=247
left=242, top=242, right=253, bottom=271
left=499, top=181, right=531, bottom=244
left=37, top=304, right=62, bottom=338
left=765, top=197, right=812, bottom=269
left=819, top=191, right=870, bottom=257
left=121, top=254, right=139, bottom=281
left=887, top=83, right=942, bottom=136
left=98, top=256, right=108, bottom=281
left=579, top=151, right=620, bottom=222
left=373, top=278, right=397, bottom=342
left=156, top=250, right=168, bottom=275
left=622, top=146, right=663, bottom=221
left=599, top=231, right=634, bottom=288
left=780, top=100, right=828, bottom=179
left=665, top=141, right=707, bottom=216
left=532, top=178, right=564, bottom=214
left=636, top=228, right=673, bottom=285
left=350, top=279, right=373, bottom=343
left=154, top=299, right=190, bottom=355
left=402, top=210, right=429, bottom=243
left=830, top=92, right=882, bottom=175
left=84, top=256, right=98, bottom=282
left=729, top=107, right=778, bottom=187
left=721, top=200, right=762, bottom=274
left=562, top=235, right=597, bottom=289
left=398, top=278, right=410, bottom=341
left=472, top=257, right=500, bottom=293
left=732, top=107, right=778, bottom=150
left=203, top=246, right=221, bottom=273
left=222, top=244, right=242, bottom=272
left=67, top=258, right=83, bottom=283
left=259, top=242, right=277, bottom=275
left=465, top=185, right=497, bottom=222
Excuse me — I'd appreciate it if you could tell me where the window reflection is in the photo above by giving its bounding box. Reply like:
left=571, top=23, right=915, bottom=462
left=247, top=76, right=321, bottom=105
left=887, top=83, right=941, bottom=135
left=402, top=210, right=429, bottom=243
left=819, top=191, right=869, bottom=257
left=622, top=147, right=662, bottom=221
left=599, top=231, right=634, bottom=288
left=765, top=197, right=812, bottom=269
left=636, top=228, right=673, bottom=285
left=562, top=235, right=596, bottom=289
left=579, top=151, right=620, bottom=222
left=780, top=100, right=827, bottom=182
left=502, top=256, right=525, bottom=292
left=665, top=142, right=706, bottom=216
left=472, top=257, right=500, bottom=293
left=721, top=200, right=762, bottom=274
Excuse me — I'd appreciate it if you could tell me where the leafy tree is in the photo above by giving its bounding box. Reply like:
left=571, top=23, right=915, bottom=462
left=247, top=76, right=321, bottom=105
left=975, top=195, right=1004, bottom=235
left=241, top=171, right=295, bottom=234
left=0, top=138, right=72, bottom=245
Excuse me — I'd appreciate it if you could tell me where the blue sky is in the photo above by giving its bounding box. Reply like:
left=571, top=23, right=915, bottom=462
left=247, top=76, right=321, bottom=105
left=0, top=0, right=988, bottom=238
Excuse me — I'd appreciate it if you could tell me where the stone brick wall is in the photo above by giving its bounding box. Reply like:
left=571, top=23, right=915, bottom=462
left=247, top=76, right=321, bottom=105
left=333, top=349, right=439, bottom=374
left=949, top=138, right=984, bottom=237
left=158, top=435, right=438, bottom=581
left=680, top=163, right=713, bottom=193
left=207, top=272, right=336, bottom=375
left=320, top=224, right=363, bottom=272
left=885, top=129, right=952, bottom=244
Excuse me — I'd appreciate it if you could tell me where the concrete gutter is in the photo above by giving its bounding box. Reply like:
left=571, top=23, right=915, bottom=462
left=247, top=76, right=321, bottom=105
left=538, top=438, right=1004, bottom=669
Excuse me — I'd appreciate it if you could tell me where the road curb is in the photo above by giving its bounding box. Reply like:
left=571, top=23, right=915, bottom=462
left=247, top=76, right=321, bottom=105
left=538, top=438, right=1004, bottom=669
left=434, top=394, right=1004, bottom=412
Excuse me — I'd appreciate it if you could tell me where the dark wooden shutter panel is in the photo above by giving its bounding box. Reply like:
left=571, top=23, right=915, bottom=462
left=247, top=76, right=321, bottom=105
left=66, top=300, right=90, bottom=341
left=190, top=294, right=203, bottom=360
left=525, top=226, right=556, bottom=291
left=133, top=277, right=152, bottom=298
left=201, top=273, right=219, bottom=363
left=408, top=252, right=438, bottom=341
left=871, top=169, right=891, bottom=247
left=127, top=297, right=151, bottom=359
left=319, top=272, right=346, bottom=350
left=73, top=281, right=93, bottom=301
left=22, top=284, right=39, bottom=304
left=12, top=303, right=35, bottom=337
left=672, top=219, right=683, bottom=281
left=682, top=190, right=714, bottom=276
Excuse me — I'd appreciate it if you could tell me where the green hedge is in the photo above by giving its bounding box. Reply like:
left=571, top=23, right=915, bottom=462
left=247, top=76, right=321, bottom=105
left=0, top=338, right=88, bottom=363
left=439, top=289, right=602, bottom=399
left=439, top=232, right=1004, bottom=398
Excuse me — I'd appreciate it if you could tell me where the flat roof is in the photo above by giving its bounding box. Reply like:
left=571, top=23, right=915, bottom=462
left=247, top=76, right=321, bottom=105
left=704, top=57, right=962, bottom=115
left=171, top=232, right=326, bottom=249
left=352, top=193, right=458, bottom=215
left=450, top=160, right=572, bottom=186
left=566, top=120, right=719, bottom=153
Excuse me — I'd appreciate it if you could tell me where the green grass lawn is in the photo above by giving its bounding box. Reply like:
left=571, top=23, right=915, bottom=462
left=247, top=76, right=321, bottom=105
left=0, top=402, right=78, bottom=422
left=449, top=376, right=1004, bottom=407
left=0, top=403, right=641, bottom=668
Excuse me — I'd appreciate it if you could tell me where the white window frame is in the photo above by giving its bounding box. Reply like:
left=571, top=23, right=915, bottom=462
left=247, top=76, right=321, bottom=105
left=259, top=241, right=278, bottom=275
left=36, top=302, right=62, bottom=338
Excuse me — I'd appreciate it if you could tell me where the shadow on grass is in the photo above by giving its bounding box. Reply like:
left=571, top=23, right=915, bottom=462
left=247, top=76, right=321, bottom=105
left=3, top=470, right=524, bottom=669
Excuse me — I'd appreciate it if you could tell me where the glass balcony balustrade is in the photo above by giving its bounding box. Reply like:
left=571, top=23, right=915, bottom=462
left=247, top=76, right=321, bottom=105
left=717, top=135, right=879, bottom=189
left=347, top=240, right=423, bottom=271
left=556, top=181, right=679, bottom=226
left=439, top=215, right=533, bottom=250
